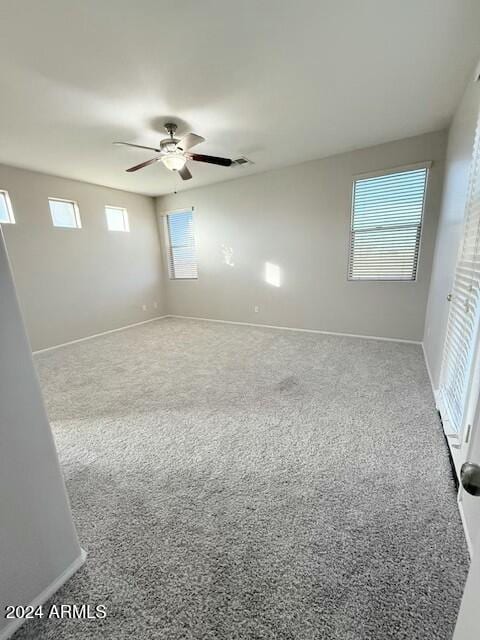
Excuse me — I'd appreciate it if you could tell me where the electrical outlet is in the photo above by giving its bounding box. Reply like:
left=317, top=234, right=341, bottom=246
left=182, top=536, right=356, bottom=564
left=142, top=304, right=147, bottom=311
left=254, top=306, right=259, bottom=313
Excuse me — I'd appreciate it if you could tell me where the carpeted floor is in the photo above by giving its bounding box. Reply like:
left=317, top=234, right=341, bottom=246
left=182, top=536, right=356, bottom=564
left=13, top=318, right=468, bottom=640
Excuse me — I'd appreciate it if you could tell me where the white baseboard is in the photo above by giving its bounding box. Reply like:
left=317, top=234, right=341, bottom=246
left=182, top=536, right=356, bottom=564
left=0, top=549, right=87, bottom=640
left=421, top=342, right=438, bottom=405
left=167, top=314, right=421, bottom=345
left=33, top=314, right=421, bottom=354
left=33, top=316, right=168, bottom=354
left=458, top=500, right=473, bottom=558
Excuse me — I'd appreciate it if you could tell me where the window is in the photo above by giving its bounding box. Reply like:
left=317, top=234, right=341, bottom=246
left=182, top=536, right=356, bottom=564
left=0, top=190, right=15, bottom=224
left=105, top=206, right=129, bottom=232
left=49, top=198, right=81, bottom=229
left=438, top=114, right=480, bottom=435
left=348, top=164, right=429, bottom=281
left=165, top=209, right=198, bottom=279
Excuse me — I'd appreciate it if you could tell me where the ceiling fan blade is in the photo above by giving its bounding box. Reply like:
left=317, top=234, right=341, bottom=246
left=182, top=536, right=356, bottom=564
left=114, top=141, right=161, bottom=152
left=177, top=164, right=192, bottom=180
left=179, top=165, right=192, bottom=180
left=126, top=157, right=159, bottom=172
left=176, top=133, right=205, bottom=151
left=188, top=153, right=233, bottom=167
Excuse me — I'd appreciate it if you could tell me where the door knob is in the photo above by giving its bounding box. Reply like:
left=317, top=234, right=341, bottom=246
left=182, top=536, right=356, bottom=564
left=460, top=462, right=480, bottom=496
left=447, top=293, right=453, bottom=302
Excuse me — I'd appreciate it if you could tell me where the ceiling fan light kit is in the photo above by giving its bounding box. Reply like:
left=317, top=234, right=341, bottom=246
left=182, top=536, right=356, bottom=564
left=162, top=153, right=187, bottom=171
left=114, top=122, right=234, bottom=181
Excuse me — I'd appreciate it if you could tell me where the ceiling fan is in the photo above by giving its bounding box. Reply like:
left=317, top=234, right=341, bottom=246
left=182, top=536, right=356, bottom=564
left=114, top=123, right=233, bottom=181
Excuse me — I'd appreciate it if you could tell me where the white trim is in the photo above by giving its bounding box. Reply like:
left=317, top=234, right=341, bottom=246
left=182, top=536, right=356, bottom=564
left=422, top=342, right=438, bottom=406
left=353, top=160, right=432, bottom=181
left=105, top=205, right=129, bottom=232
left=0, top=189, right=15, bottom=224
left=458, top=500, right=473, bottom=558
left=157, top=205, right=194, bottom=218
left=48, top=197, right=82, bottom=229
left=0, top=549, right=86, bottom=640
left=167, top=314, right=421, bottom=344
left=33, top=316, right=168, bottom=354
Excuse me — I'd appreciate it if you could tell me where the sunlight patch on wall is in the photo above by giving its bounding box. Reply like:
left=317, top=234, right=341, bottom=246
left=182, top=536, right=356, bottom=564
left=222, top=245, right=235, bottom=267
left=265, top=262, right=281, bottom=287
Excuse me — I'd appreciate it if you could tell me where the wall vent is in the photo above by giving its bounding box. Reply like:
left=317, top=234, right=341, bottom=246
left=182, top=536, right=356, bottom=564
left=234, top=156, right=253, bottom=166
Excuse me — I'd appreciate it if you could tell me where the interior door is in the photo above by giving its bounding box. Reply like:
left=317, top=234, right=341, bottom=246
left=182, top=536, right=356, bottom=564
left=455, top=526, right=480, bottom=639
left=454, top=414, right=480, bottom=638
left=437, top=111, right=480, bottom=477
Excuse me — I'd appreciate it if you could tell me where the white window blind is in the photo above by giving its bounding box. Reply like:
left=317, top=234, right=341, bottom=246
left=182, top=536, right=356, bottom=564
left=348, top=166, right=429, bottom=281
left=439, top=115, right=480, bottom=434
left=165, top=210, right=198, bottom=279
left=0, top=190, right=15, bottom=224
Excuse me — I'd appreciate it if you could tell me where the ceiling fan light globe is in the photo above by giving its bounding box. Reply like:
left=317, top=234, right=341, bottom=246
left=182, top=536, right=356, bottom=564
left=162, top=153, right=187, bottom=171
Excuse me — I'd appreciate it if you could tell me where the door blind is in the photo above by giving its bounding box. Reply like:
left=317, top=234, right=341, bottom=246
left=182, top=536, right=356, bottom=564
left=439, top=115, right=480, bottom=433
left=348, top=167, right=428, bottom=281
left=165, top=210, right=198, bottom=279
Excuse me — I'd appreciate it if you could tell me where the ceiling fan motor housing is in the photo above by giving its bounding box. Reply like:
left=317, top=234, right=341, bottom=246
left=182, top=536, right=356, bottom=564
left=160, top=123, right=180, bottom=153
left=160, top=138, right=179, bottom=153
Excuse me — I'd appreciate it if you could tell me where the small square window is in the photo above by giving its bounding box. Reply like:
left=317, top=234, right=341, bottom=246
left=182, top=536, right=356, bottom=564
left=105, top=206, right=129, bottom=232
left=49, top=198, right=81, bottom=229
left=0, top=190, right=15, bottom=224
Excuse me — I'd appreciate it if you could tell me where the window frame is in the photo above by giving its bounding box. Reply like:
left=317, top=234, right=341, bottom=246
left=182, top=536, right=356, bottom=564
left=105, top=205, right=130, bottom=232
left=48, top=197, right=82, bottom=229
left=347, top=161, right=431, bottom=283
left=0, top=190, right=15, bottom=224
left=164, top=207, right=198, bottom=280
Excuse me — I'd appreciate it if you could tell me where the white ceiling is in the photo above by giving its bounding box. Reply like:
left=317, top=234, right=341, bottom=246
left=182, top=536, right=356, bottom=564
left=0, top=0, right=479, bottom=196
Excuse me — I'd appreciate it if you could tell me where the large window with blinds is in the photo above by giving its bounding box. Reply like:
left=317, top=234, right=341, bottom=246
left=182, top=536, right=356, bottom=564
left=165, top=209, right=198, bottom=280
left=438, top=114, right=480, bottom=438
left=348, top=165, right=429, bottom=281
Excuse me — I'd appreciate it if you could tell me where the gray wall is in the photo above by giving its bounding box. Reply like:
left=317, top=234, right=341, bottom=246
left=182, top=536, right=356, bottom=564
left=157, top=131, right=447, bottom=342
left=0, top=164, right=165, bottom=351
left=424, top=77, right=480, bottom=387
left=0, top=129, right=449, bottom=349
left=0, top=229, right=82, bottom=638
